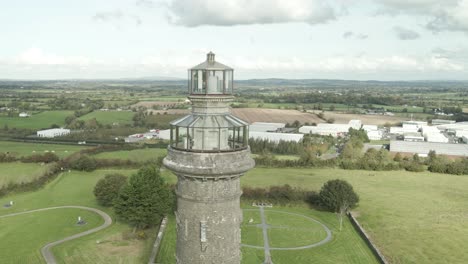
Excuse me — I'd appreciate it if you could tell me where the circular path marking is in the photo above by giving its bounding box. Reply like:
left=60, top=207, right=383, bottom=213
left=0, top=205, right=112, bottom=264
left=241, top=208, right=332, bottom=250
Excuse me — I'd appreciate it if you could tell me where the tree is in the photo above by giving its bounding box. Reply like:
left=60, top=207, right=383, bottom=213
left=114, top=166, right=174, bottom=230
left=319, top=179, right=359, bottom=231
left=94, top=174, right=127, bottom=207
left=71, top=155, right=97, bottom=171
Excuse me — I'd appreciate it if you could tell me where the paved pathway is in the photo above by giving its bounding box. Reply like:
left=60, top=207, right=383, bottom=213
left=259, top=206, right=273, bottom=264
left=0, top=206, right=112, bottom=264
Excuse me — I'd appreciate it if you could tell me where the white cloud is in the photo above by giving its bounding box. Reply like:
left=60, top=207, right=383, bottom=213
left=1, top=48, right=465, bottom=80
left=166, top=0, right=336, bottom=27
left=92, top=10, right=142, bottom=26
left=342, top=31, right=368, bottom=40
left=375, top=0, right=468, bottom=33
left=393, top=26, right=420, bottom=40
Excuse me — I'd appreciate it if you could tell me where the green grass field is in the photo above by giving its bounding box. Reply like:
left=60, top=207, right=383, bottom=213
left=0, top=169, right=162, bottom=264
left=156, top=206, right=378, bottom=264
left=0, top=209, right=103, bottom=264
left=77, top=111, right=134, bottom=125
left=2, top=160, right=467, bottom=263
left=0, top=141, right=85, bottom=158
left=93, top=148, right=167, bottom=162
left=0, top=111, right=73, bottom=129
left=0, top=163, right=51, bottom=188
left=242, top=168, right=468, bottom=264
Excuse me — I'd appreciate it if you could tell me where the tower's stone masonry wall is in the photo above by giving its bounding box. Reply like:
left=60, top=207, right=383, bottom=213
left=164, top=148, right=254, bottom=264
left=175, top=178, right=242, bottom=264
left=164, top=147, right=254, bottom=177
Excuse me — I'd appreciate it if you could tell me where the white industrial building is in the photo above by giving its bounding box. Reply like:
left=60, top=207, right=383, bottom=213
left=362, top=125, right=383, bottom=140
left=402, top=121, right=427, bottom=128
left=249, top=131, right=303, bottom=143
left=432, top=119, right=455, bottom=125
left=249, top=122, right=285, bottom=132
left=125, top=129, right=171, bottom=143
left=19, top=112, right=30, bottom=117
left=299, top=120, right=362, bottom=138
left=437, top=122, right=468, bottom=133
left=389, top=126, right=419, bottom=135
left=390, top=141, right=468, bottom=156
left=36, top=128, right=70, bottom=138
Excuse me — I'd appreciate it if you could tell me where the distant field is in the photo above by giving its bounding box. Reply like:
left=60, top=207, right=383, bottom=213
left=309, top=110, right=409, bottom=125
left=0, top=209, right=103, bottom=264
left=0, top=110, right=73, bottom=129
left=242, top=168, right=468, bottom=264
left=78, top=111, right=134, bottom=125
left=0, top=163, right=51, bottom=188
left=231, top=108, right=324, bottom=124
left=0, top=141, right=85, bottom=158
left=251, top=154, right=300, bottom=160
left=93, top=148, right=167, bottom=162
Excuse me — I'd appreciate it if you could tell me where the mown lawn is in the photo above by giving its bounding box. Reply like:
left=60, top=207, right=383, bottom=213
left=0, top=110, right=73, bottom=129
left=77, top=111, right=134, bottom=125
left=242, top=168, right=468, bottom=264
left=156, top=206, right=378, bottom=264
left=0, top=141, right=85, bottom=158
left=0, top=169, right=161, bottom=264
left=0, top=162, right=51, bottom=188
left=0, top=209, right=103, bottom=264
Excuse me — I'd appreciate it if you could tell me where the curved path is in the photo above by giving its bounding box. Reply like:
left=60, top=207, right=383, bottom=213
left=0, top=206, right=112, bottom=264
left=241, top=208, right=332, bottom=250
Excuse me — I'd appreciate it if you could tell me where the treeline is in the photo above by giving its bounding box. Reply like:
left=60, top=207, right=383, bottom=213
left=0, top=152, right=59, bottom=164
left=242, top=185, right=318, bottom=205
left=426, top=151, right=468, bottom=175
left=249, top=135, right=337, bottom=156
left=243, top=92, right=405, bottom=106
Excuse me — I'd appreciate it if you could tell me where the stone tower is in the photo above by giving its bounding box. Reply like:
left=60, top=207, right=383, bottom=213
left=163, top=52, right=255, bottom=264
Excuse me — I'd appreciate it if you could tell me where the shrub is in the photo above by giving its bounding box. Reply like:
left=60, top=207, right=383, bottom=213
left=71, top=155, right=97, bottom=171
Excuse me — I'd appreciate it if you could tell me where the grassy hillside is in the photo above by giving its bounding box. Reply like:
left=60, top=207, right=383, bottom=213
left=0, top=111, right=73, bottom=129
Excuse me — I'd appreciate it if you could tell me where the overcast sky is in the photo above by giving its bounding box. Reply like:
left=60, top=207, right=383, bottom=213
left=1, top=0, right=468, bottom=80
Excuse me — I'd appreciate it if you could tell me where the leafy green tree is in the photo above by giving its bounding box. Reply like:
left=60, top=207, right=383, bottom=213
left=319, top=179, right=359, bottom=231
left=393, top=152, right=402, bottom=162
left=114, top=166, right=174, bottom=230
left=94, top=174, right=127, bottom=207
left=71, top=155, right=97, bottom=171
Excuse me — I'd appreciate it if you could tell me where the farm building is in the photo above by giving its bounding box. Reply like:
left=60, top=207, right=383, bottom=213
left=18, top=112, right=30, bottom=117
left=299, top=120, right=362, bottom=138
left=367, top=130, right=383, bottom=141
left=403, top=133, right=424, bottom=142
left=36, top=128, right=70, bottom=138
left=362, top=125, right=383, bottom=140
left=249, top=131, right=303, bottom=143
left=432, top=119, right=455, bottom=125
left=437, top=122, right=468, bottom=133
left=420, top=125, right=449, bottom=143
left=389, top=126, right=419, bottom=135
left=390, top=141, right=468, bottom=156
left=425, top=133, right=449, bottom=143
left=125, top=129, right=171, bottom=143
left=402, top=121, right=427, bottom=128
left=249, top=122, right=285, bottom=132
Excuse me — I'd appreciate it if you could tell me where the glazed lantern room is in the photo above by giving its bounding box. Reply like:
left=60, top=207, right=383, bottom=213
left=188, top=52, right=234, bottom=95
left=170, top=114, right=248, bottom=152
